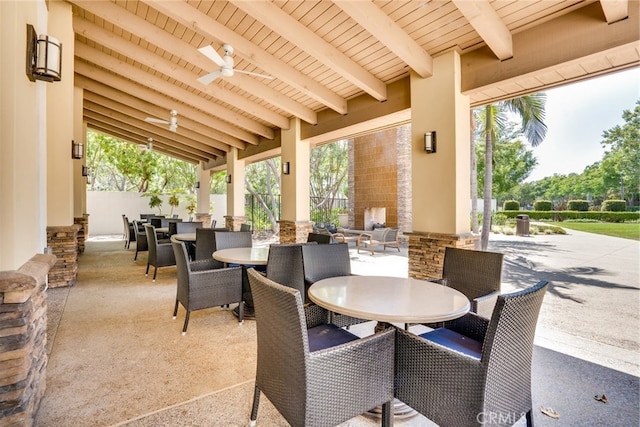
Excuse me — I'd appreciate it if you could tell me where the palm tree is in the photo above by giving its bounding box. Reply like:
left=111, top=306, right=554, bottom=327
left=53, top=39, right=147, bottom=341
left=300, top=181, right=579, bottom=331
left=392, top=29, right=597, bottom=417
left=475, top=94, right=547, bottom=250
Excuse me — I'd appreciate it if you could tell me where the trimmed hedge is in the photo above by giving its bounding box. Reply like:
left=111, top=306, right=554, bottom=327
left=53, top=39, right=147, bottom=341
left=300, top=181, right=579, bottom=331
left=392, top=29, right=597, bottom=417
left=503, top=200, right=520, bottom=211
left=500, top=210, right=640, bottom=222
left=567, top=200, right=589, bottom=211
left=533, top=200, right=553, bottom=211
left=602, top=200, right=626, bottom=212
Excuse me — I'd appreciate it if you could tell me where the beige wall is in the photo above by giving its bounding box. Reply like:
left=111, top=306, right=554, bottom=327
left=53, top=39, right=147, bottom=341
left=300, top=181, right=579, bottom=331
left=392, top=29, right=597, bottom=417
left=0, top=0, right=49, bottom=269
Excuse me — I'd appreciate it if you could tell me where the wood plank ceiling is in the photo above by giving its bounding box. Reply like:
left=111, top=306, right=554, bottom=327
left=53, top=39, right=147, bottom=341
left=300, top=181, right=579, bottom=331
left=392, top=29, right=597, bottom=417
left=69, top=0, right=637, bottom=164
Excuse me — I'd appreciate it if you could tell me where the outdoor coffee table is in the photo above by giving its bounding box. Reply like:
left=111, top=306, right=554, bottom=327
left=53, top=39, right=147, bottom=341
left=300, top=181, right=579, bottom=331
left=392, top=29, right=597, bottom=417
left=213, top=247, right=269, bottom=319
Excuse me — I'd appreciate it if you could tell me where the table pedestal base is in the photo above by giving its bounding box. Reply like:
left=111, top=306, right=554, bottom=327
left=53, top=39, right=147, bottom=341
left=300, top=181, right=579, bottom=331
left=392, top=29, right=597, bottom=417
left=233, top=304, right=255, bottom=320
left=365, top=399, right=418, bottom=420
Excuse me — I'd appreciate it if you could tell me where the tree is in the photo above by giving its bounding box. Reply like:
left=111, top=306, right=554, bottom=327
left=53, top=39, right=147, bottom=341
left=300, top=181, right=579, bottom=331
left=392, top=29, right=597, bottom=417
left=600, top=100, right=640, bottom=206
left=475, top=94, right=547, bottom=250
left=309, top=140, right=348, bottom=222
left=476, top=124, right=537, bottom=205
left=245, top=158, right=281, bottom=231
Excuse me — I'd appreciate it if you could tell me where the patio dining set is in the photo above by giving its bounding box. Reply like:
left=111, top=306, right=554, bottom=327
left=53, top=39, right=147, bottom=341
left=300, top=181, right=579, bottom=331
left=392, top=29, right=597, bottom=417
left=120, top=213, right=548, bottom=427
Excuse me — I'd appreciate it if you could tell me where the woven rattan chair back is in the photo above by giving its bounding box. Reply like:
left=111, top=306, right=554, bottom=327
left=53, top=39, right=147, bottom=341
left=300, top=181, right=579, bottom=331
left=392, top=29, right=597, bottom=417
left=301, top=243, right=351, bottom=284
left=132, top=220, right=148, bottom=261
left=214, top=231, right=252, bottom=251
left=266, top=244, right=306, bottom=296
left=248, top=268, right=394, bottom=427
left=176, top=221, right=203, bottom=235
left=194, top=228, right=229, bottom=263
left=144, top=224, right=176, bottom=281
left=442, top=247, right=504, bottom=299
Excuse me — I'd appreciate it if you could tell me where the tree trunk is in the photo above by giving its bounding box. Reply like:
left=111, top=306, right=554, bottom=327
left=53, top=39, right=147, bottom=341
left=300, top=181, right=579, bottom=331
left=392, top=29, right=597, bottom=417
left=470, top=111, right=479, bottom=237
left=481, top=107, right=494, bottom=251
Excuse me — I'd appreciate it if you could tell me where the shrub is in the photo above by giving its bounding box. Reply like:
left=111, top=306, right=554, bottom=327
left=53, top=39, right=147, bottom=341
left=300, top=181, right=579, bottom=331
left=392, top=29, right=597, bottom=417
left=533, top=200, right=553, bottom=211
left=503, top=200, right=520, bottom=211
left=602, top=200, right=627, bottom=212
left=493, top=213, right=508, bottom=226
left=567, top=200, right=589, bottom=211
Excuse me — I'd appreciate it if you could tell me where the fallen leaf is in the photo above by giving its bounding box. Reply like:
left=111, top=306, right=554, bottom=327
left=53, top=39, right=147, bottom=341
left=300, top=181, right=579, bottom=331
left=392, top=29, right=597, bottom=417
left=540, top=406, right=560, bottom=419
left=594, top=394, right=608, bottom=404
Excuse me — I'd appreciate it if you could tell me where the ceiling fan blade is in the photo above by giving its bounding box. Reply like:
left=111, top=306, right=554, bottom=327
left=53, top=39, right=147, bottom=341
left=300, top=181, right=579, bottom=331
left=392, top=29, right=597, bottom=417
left=234, top=69, right=274, bottom=80
left=144, top=117, right=169, bottom=124
left=198, top=45, right=226, bottom=67
left=197, top=70, right=222, bottom=85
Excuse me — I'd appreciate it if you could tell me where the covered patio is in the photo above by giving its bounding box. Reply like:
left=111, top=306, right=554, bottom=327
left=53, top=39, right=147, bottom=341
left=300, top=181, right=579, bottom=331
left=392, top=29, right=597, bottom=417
left=35, top=230, right=638, bottom=426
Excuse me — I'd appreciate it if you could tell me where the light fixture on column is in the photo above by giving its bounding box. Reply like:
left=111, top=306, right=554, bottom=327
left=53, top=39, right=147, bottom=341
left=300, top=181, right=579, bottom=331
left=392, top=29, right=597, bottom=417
left=195, top=181, right=200, bottom=189
left=226, top=174, right=232, bottom=184
left=424, top=131, right=436, bottom=153
left=26, top=24, right=62, bottom=83
left=71, top=140, right=84, bottom=159
left=82, top=165, right=89, bottom=177
left=282, top=161, right=290, bottom=175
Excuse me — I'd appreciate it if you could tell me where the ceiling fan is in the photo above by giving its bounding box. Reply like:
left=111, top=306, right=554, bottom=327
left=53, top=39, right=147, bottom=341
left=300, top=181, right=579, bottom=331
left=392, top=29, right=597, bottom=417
left=197, top=43, right=273, bottom=85
left=144, top=110, right=178, bottom=132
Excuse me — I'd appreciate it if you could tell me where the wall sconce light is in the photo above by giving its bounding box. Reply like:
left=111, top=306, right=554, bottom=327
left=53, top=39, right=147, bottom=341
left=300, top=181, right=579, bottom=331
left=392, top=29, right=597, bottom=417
left=71, top=140, right=84, bottom=159
left=26, top=24, right=62, bottom=83
left=82, top=165, right=89, bottom=177
left=226, top=174, right=232, bottom=184
left=424, top=131, right=436, bottom=153
left=282, top=161, right=290, bottom=175
left=195, top=181, right=200, bottom=189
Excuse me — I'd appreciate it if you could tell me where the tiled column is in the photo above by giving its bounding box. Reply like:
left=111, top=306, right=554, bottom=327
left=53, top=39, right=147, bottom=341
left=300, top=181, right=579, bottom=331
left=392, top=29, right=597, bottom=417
left=278, top=220, right=313, bottom=243
left=46, top=225, right=81, bottom=287
left=74, top=214, right=89, bottom=254
left=405, top=232, right=478, bottom=280
left=224, top=215, right=247, bottom=231
left=195, top=213, right=212, bottom=228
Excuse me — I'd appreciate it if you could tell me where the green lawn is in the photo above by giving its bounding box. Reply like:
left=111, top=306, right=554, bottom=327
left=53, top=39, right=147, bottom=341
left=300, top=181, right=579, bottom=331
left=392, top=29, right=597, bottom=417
left=548, top=221, right=640, bottom=241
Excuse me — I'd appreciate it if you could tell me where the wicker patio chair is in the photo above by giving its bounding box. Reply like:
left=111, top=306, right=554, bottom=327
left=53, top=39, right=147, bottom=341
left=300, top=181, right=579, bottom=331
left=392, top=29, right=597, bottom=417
left=132, top=220, right=148, bottom=261
left=144, top=224, right=176, bottom=281
left=395, top=280, right=548, bottom=427
left=306, top=232, right=332, bottom=244
left=176, top=221, right=203, bottom=234
left=172, top=241, right=244, bottom=334
left=214, top=230, right=252, bottom=252
left=383, top=228, right=401, bottom=251
left=194, top=228, right=229, bottom=265
left=436, top=247, right=504, bottom=319
left=122, top=215, right=135, bottom=249
left=247, top=268, right=394, bottom=427
left=357, top=228, right=390, bottom=255
left=167, top=219, right=184, bottom=236
left=301, top=243, right=367, bottom=328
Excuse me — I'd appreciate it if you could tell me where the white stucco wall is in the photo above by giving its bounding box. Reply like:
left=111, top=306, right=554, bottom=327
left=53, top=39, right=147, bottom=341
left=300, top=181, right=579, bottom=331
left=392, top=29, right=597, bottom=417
left=86, top=192, right=227, bottom=235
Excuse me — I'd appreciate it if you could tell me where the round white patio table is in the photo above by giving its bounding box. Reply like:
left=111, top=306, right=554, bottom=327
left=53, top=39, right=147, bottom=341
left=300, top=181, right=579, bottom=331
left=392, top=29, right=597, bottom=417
left=170, top=233, right=196, bottom=242
left=308, top=275, right=470, bottom=324
left=213, top=247, right=269, bottom=320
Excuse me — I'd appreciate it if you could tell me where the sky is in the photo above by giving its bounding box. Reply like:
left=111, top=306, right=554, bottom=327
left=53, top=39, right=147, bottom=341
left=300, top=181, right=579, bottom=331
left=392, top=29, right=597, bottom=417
left=523, top=67, right=640, bottom=182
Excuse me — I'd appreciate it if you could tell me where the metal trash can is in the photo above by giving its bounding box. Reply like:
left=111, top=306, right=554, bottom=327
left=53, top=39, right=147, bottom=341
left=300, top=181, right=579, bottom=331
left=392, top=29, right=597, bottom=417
left=516, top=214, right=530, bottom=236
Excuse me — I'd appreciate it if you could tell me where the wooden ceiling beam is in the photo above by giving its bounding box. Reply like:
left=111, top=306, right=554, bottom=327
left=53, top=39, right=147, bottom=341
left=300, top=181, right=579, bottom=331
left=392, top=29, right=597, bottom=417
left=142, top=0, right=348, bottom=114
left=230, top=0, right=387, bottom=101
left=83, top=106, right=222, bottom=159
left=452, top=0, right=513, bottom=61
left=68, top=0, right=317, bottom=125
left=83, top=93, right=228, bottom=156
left=600, top=0, right=629, bottom=23
left=73, top=16, right=290, bottom=130
left=74, top=70, right=255, bottom=146
left=85, top=121, right=206, bottom=164
left=332, top=0, right=433, bottom=78
left=75, top=43, right=275, bottom=139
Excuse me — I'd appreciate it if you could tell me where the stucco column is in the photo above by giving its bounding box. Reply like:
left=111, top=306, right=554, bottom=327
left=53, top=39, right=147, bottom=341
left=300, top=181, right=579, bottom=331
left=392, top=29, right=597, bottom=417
left=195, top=162, right=212, bottom=226
left=280, top=117, right=313, bottom=243
left=407, top=51, right=477, bottom=279
left=73, top=87, right=86, bottom=218
left=0, top=0, right=48, bottom=269
left=47, top=0, right=74, bottom=227
left=224, top=148, right=246, bottom=230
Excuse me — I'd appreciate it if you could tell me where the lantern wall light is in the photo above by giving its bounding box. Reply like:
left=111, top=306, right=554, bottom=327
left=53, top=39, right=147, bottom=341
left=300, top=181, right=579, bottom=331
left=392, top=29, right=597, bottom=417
left=26, top=24, right=62, bottom=83
left=424, top=131, right=436, bottom=153
left=282, top=161, right=290, bottom=175
left=71, top=140, right=84, bottom=159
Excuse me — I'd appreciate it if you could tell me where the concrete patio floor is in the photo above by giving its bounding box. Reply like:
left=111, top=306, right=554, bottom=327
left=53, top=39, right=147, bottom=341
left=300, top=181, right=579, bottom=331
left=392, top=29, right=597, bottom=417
left=36, top=230, right=638, bottom=426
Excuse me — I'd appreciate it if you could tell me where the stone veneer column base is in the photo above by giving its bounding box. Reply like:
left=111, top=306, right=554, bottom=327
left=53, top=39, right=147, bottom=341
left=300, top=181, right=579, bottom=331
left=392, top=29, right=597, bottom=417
left=404, top=231, right=479, bottom=280
left=195, top=213, right=212, bottom=228
left=46, top=225, right=81, bottom=288
left=74, top=214, right=89, bottom=254
left=278, top=220, right=313, bottom=243
left=224, top=216, right=246, bottom=231
left=0, top=253, right=56, bottom=425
